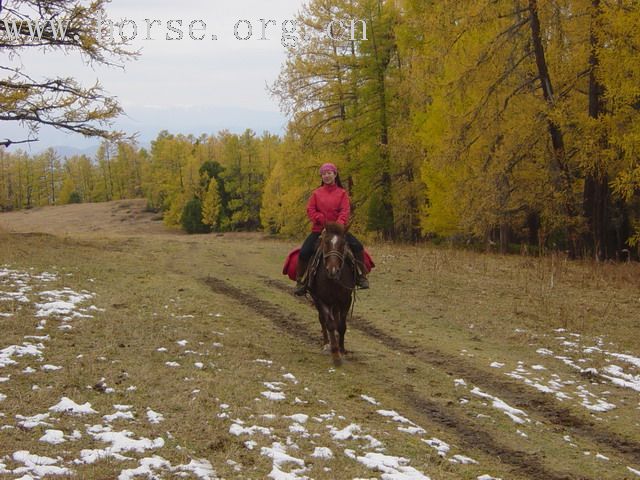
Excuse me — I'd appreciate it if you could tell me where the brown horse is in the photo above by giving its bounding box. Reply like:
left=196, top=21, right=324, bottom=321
left=308, top=222, right=355, bottom=366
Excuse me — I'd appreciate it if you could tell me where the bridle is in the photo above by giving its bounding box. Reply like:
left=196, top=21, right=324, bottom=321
left=321, top=230, right=352, bottom=287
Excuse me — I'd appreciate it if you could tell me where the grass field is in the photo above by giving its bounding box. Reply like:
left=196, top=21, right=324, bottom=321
left=0, top=199, right=639, bottom=479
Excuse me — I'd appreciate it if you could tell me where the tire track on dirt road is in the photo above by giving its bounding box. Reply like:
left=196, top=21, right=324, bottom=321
left=204, top=275, right=597, bottom=480
left=261, top=276, right=640, bottom=467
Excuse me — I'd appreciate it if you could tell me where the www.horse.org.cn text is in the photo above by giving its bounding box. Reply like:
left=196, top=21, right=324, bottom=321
left=0, top=13, right=369, bottom=48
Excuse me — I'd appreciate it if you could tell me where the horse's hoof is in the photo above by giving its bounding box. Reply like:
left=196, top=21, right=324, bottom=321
left=332, top=355, right=342, bottom=367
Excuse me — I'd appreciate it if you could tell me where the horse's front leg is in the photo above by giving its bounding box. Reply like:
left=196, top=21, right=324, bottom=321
left=318, top=310, right=329, bottom=352
left=320, top=303, right=341, bottom=366
left=337, top=305, right=348, bottom=355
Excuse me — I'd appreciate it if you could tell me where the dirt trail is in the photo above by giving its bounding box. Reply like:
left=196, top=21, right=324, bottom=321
left=261, top=276, right=640, bottom=464
left=205, top=275, right=605, bottom=480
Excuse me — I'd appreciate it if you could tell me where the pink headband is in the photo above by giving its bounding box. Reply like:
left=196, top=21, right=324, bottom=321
left=319, top=163, right=338, bottom=175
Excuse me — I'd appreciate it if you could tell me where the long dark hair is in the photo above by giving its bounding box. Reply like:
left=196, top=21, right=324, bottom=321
left=319, top=173, right=344, bottom=188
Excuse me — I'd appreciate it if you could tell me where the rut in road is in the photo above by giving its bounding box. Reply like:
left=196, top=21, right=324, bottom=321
left=204, top=275, right=606, bottom=480
left=260, top=276, right=640, bottom=465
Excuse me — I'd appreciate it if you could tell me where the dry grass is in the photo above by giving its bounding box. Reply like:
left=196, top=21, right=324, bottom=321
left=0, top=201, right=638, bottom=479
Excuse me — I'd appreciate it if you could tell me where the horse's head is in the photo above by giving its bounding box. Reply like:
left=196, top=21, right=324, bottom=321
left=320, top=222, right=348, bottom=280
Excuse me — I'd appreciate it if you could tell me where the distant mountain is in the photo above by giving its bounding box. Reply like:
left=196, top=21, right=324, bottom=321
left=116, top=105, right=287, bottom=142
left=46, top=145, right=101, bottom=159
left=5, top=105, right=287, bottom=154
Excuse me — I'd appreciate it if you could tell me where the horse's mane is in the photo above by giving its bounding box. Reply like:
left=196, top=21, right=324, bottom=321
left=324, top=222, right=345, bottom=236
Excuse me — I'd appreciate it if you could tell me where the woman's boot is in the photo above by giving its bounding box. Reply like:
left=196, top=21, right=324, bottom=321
left=294, top=257, right=309, bottom=295
left=354, top=251, right=369, bottom=289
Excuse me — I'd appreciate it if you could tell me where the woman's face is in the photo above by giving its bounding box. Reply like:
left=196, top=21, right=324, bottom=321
left=321, top=170, right=336, bottom=185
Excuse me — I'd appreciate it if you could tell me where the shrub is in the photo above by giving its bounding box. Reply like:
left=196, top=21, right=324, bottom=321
left=68, top=191, right=82, bottom=204
left=181, top=197, right=210, bottom=234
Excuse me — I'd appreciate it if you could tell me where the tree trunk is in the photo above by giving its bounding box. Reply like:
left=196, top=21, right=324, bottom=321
left=500, top=222, right=510, bottom=254
left=583, top=0, right=611, bottom=260
left=369, top=2, right=395, bottom=239
left=528, top=0, right=578, bottom=254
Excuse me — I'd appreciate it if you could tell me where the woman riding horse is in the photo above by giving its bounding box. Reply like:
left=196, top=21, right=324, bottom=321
left=294, top=162, right=369, bottom=295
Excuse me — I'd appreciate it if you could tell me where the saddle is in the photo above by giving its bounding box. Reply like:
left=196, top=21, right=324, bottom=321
left=282, top=246, right=374, bottom=282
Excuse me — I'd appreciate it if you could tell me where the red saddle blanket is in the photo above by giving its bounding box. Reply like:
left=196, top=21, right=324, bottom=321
left=283, top=248, right=375, bottom=281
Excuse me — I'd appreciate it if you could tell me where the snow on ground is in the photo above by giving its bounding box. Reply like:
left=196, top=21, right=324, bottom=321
left=0, top=267, right=221, bottom=479
left=218, top=364, right=495, bottom=480
left=494, top=328, right=640, bottom=416
left=2, top=266, right=637, bottom=478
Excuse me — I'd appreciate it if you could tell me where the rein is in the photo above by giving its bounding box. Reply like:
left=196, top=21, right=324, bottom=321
left=322, top=249, right=356, bottom=293
left=323, top=249, right=345, bottom=262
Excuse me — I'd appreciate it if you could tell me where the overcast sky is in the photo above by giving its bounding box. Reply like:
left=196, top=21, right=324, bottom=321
left=7, top=0, right=306, bottom=151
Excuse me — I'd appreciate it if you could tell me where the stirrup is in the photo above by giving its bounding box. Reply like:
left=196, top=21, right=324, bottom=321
left=294, top=281, right=307, bottom=296
left=356, top=276, right=369, bottom=289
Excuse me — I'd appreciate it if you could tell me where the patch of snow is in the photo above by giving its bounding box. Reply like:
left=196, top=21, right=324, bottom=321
left=347, top=450, right=430, bottom=480
left=41, top=365, right=63, bottom=371
left=330, top=424, right=361, bottom=441
left=398, top=426, right=426, bottom=435
left=423, top=438, right=450, bottom=457
left=49, top=397, right=97, bottom=415
left=12, top=450, right=71, bottom=477
left=289, top=423, right=309, bottom=436
left=118, top=456, right=171, bottom=480
left=264, top=382, right=285, bottom=391
left=262, top=442, right=305, bottom=467
left=16, top=413, right=52, bottom=429
left=376, top=410, right=413, bottom=424
left=79, top=426, right=165, bottom=464
left=104, top=411, right=135, bottom=422
left=628, top=466, right=640, bottom=477
left=1, top=343, right=44, bottom=368
left=311, top=447, right=333, bottom=459
left=176, top=458, right=217, bottom=479
left=39, top=430, right=66, bottom=445
left=286, top=414, right=309, bottom=424
left=361, top=394, right=380, bottom=405
left=601, top=365, right=640, bottom=393
left=262, top=391, right=286, bottom=401
left=147, top=409, right=164, bottom=424
left=471, top=387, right=529, bottom=424
left=450, top=455, right=478, bottom=464
left=608, top=353, right=640, bottom=369
left=229, top=424, right=272, bottom=436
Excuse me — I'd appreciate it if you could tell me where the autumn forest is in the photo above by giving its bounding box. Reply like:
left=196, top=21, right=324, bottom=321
left=1, top=0, right=639, bottom=260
